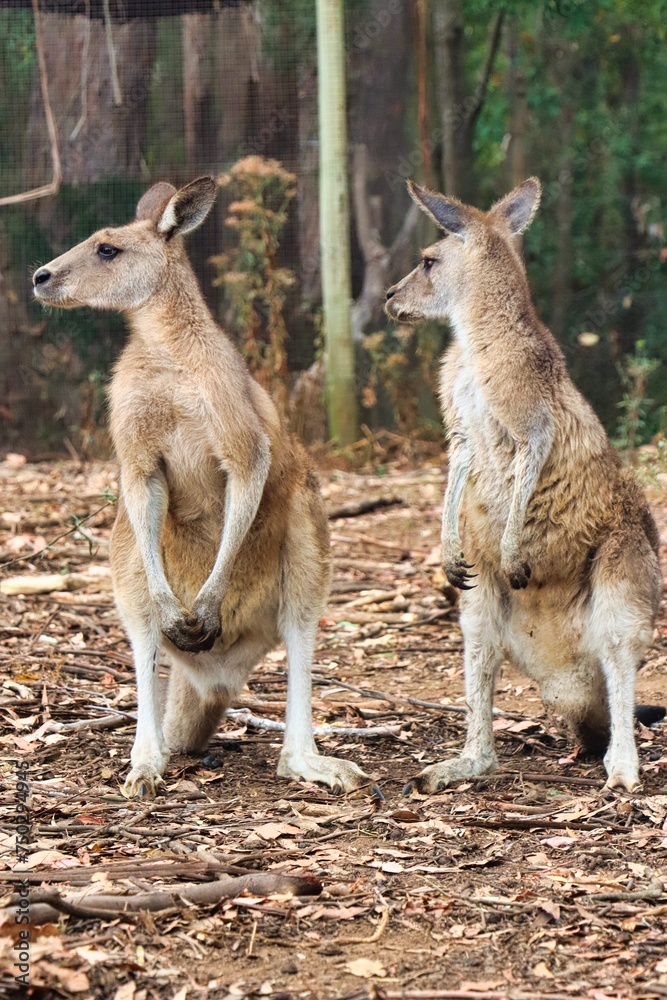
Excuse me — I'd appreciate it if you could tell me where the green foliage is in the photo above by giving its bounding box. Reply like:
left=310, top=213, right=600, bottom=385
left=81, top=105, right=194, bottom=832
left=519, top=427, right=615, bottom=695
left=0, top=12, right=35, bottom=187
left=211, top=156, right=297, bottom=416
left=362, top=322, right=444, bottom=435
left=614, top=340, right=661, bottom=451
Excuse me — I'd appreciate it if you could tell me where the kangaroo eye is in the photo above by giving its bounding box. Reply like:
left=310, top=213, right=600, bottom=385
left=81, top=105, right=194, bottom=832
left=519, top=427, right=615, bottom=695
left=98, top=244, right=120, bottom=260
left=423, top=257, right=435, bottom=272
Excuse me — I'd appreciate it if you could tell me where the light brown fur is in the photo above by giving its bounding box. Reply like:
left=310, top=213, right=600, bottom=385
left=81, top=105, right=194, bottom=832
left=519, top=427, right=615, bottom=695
left=386, top=178, right=662, bottom=793
left=33, top=177, right=366, bottom=798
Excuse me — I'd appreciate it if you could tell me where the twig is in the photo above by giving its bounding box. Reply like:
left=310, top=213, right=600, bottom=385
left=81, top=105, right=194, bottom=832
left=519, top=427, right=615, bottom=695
left=331, top=531, right=427, bottom=557
left=582, top=888, right=665, bottom=903
left=468, top=8, right=506, bottom=129
left=376, top=992, right=579, bottom=1000
left=457, top=816, right=628, bottom=833
left=102, top=0, right=123, bottom=105
left=312, top=674, right=526, bottom=720
left=0, top=0, right=62, bottom=206
left=0, top=498, right=115, bottom=569
left=336, top=907, right=389, bottom=944
left=472, top=770, right=601, bottom=788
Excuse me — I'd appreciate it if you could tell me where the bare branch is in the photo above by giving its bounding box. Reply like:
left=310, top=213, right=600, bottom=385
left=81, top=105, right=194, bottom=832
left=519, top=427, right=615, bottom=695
left=0, top=0, right=62, bottom=207
left=468, top=9, right=506, bottom=131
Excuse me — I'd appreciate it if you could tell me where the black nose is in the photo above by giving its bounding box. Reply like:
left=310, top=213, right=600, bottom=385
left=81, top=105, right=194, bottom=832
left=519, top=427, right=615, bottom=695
left=33, top=268, right=51, bottom=286
left=386, top=288, right=396, bottom=300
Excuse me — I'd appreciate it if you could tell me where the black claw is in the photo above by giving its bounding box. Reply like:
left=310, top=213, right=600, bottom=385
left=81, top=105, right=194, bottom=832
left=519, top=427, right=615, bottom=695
left=402, top=779, right=418, bottom=796
left=331, top=782, right=343, bottom=796
left=138, top=783, right=147, bottom=798
left=445, top=555, right=479, bottom=591
left=371, top=784, right=385, bottom=802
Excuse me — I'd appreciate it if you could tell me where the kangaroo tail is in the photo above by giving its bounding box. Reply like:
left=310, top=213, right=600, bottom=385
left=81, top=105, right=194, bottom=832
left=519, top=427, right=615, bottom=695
left=635, top=704, right=666, bottom=726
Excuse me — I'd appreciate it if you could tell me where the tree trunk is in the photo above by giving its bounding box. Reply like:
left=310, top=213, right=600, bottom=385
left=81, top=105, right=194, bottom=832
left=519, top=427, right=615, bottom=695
left=433, top=0, right=473, bottom=200
left=25, top=13, right=156, bottom=185
left=505, top=19, right=528, bottom=192
left=182, top=13, right=212, bottom=173
left=551, top=106, right=574, bottom=341
left=414, top=0, right=433, bottom=189
left=432, top=2, right=504, bottom=202
left=297, top=71, right=321, bottom=305
left=316, top=0, right=358, bottom=445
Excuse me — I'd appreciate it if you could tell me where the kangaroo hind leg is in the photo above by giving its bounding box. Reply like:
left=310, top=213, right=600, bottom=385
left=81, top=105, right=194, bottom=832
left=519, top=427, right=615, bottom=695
left=162, top=636, right=270, bottom=755
left=408, top=587, right=503, bottom=793
left=588, top=533, right=659, bottom=792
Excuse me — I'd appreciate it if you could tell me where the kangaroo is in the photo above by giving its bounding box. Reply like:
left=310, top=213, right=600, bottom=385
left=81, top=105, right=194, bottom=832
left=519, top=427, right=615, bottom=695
left=386, top=178, right=665, bottom=794
left=32, top=177, right=368, bottom=799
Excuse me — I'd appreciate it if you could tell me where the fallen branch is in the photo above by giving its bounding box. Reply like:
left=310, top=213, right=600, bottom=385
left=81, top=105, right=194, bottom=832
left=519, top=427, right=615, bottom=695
left=0, top=859, right=252, bottom=885
left=5, top=873, right=322, bottom=926
left=31, top=712, right=135, bottom=739
left=227, top=708, right=402, bottom=738
left=328, top=496, right=405, bottom=519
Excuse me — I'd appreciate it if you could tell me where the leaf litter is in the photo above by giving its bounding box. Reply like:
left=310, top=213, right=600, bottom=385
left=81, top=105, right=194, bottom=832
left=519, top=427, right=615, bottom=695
left=0, top=454, right=666, bottom=998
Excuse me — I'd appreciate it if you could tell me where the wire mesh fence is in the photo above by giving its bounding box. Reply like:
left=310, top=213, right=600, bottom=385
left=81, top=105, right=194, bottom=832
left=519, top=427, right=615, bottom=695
left=1, top=0, right=666, bottom=455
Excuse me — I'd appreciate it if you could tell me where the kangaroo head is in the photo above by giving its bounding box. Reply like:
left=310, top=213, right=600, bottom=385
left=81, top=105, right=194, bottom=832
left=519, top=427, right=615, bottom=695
left=32, top=177, right=217, bottom=313
left=385, top=178, right=541, bottom=326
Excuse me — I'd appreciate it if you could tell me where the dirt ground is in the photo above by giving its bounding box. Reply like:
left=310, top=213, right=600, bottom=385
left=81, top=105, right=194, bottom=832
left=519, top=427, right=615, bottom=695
left=0, top=453, right=666, bottom=1000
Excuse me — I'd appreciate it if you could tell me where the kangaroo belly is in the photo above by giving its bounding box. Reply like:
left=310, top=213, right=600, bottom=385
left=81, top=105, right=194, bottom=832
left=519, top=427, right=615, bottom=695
left=500, top=587, right=586, bottom=679
left=498, top=588, right=606, bottom=718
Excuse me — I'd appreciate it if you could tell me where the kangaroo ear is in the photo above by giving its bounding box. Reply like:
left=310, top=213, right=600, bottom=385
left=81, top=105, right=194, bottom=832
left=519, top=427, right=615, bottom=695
left=157, top=176, right=217, bottom=240
left=490, top=177, right=541, bottom=235
left=407, top=180, right=468, bottom=238
left=136, top=182, right=177, bottom=224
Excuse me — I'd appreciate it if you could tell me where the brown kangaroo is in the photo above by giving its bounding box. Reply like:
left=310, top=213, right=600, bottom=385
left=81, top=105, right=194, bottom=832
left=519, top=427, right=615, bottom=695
left=33, top=177, right=368, bottom=798
left=386, top=178, right=664, bottom=793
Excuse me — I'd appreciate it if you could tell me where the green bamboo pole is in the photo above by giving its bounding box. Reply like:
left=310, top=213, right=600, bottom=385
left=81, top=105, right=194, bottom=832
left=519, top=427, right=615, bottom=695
left=316, top=0, right=358, bottom=446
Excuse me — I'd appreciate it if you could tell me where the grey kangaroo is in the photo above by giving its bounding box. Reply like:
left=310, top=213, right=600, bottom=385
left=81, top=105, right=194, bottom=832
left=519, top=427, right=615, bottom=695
left=386, top=177, right=664, bottom=793
left=33, top=177, right=368, bottom=798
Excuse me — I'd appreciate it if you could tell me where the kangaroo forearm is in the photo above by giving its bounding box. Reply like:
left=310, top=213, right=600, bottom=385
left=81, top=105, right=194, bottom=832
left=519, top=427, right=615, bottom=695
left=121, top=470, right=175, bottom=604
left=502, top=421, right=554, bottom=551
left=199, top=446, right=271, bottom=602
left=441, top=439, right=472, bottom=549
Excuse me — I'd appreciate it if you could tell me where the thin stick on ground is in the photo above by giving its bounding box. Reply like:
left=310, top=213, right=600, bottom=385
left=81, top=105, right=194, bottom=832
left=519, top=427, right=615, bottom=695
left=312, top=674, right=527, bottom=720
left=336, top=906, right=389, bottom=944
left=0, top=498, right=115, bottom=570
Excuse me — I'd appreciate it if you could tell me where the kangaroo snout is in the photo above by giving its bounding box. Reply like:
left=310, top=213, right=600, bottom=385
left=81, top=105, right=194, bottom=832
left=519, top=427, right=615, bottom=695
left=33, top=267, right=52, bottom=286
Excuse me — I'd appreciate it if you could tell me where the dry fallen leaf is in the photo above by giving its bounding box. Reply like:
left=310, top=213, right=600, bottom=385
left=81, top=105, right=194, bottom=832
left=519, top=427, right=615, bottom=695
left=113, top=982, right=136, bottom=1000
left=253, top=822, right=303, bottom=841
left=346, top=957, right=387, bottom=979
left=380, top=861, right=404, bottom=874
